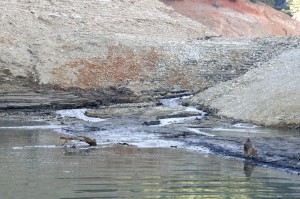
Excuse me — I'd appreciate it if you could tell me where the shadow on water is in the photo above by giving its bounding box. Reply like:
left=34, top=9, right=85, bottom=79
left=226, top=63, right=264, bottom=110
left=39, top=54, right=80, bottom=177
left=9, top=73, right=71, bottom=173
left=0, top=120, right=300, bottom=199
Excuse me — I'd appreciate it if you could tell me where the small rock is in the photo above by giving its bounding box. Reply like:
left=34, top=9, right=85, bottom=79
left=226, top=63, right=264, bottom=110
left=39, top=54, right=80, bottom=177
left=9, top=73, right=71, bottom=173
left=143, top=121, right=160, bottom=126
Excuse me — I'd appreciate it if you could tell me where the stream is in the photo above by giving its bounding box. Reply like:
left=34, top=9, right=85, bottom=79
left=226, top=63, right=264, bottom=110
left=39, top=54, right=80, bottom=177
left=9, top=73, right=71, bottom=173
left=0, top=97, right=300, bottom=198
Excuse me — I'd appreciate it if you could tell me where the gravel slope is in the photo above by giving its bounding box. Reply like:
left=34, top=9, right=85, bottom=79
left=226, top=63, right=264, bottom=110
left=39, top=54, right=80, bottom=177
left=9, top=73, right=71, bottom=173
left=189, top=47, right=300, bottom=128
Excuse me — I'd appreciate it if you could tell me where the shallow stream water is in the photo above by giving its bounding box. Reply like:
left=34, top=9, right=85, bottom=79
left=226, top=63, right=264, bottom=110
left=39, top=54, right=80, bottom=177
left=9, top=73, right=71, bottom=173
left=1, top=119, right=300, bottom=199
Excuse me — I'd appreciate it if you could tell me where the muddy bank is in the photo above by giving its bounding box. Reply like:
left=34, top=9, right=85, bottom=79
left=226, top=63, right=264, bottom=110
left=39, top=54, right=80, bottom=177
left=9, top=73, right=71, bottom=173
left=1, top=99, right=299, bottom=174
left=0, top=83, right=194, bottom=109
left=165, top=122, right=300, bottom=173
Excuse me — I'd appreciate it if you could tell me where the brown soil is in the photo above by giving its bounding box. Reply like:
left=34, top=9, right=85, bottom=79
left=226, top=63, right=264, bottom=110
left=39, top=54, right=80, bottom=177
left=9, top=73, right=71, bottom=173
left=164, top=0, right=300, bottom=37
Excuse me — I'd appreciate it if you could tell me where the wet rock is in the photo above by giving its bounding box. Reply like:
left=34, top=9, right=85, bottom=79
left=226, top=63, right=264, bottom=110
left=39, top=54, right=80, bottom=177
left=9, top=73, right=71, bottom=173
left=160, top=90, right=193, bottom=99
left=85, top=105, right=190, bottom=120
left=163, top=131, right=197, bottom=139
left=156, top=111, right=201, bottom=119
left=85, top=106, right=146, bottom=118
left=115, top=87, right=134, bottom=95
left=0, top=84, right=98, bottom=110
left=143, top=121, right=161, bottom=126
left=117, top=142, right=130, bottom=146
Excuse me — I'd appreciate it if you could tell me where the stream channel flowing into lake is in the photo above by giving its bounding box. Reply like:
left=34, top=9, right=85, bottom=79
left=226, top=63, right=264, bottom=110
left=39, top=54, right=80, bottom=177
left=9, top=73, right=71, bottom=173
left=0, top=97, right=300, bottom=198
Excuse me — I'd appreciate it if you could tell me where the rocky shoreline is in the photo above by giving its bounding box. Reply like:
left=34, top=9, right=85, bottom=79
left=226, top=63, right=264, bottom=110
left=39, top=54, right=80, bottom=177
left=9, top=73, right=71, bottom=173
left=1, top=98, right=299, bottom=174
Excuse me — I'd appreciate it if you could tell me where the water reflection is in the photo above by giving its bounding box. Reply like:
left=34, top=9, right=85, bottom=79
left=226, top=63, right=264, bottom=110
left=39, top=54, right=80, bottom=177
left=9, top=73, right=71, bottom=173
left=243, top=161, right=256, bottom=177
left=1, top=123, right=300, bottom=198
left=63, top=147, right=93, bottom=156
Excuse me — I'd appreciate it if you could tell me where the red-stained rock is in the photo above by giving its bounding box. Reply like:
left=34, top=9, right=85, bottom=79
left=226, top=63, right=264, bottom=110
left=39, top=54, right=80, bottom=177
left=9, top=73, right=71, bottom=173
left=164, top=0, right=300, bottom=37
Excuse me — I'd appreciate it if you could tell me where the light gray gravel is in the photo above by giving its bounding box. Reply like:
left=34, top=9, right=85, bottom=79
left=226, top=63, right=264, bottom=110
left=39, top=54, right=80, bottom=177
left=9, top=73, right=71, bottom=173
left=189, top=47, right=300, bottom=128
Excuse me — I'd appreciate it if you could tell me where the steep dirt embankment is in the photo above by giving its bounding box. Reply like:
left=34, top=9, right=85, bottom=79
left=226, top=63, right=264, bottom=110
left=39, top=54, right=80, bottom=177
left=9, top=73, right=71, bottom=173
left=1, top=0, right=297, bottom=108
left=0, top=0, right=217, bottom=108
left=3, top=0, right=299, bottom=94
left=164, top=0, right=300, bottom=37
left=0, top=0, right=216, bottom=91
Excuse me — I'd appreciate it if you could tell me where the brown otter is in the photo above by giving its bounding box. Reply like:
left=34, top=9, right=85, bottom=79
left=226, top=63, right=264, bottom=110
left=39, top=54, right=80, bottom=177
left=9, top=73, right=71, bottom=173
left=60, top=136, right=97, bottom=146
left=244, top=138, right=257, bottom=158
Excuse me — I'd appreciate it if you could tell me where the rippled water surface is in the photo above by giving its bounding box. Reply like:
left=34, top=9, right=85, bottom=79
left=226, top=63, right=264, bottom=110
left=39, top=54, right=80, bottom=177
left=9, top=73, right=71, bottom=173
left=1, top=120, right=300, bottom=199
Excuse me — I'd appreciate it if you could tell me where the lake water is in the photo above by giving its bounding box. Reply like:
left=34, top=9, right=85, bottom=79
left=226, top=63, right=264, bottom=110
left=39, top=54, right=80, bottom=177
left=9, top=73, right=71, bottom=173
left=1, top=120, right=300, bottom=199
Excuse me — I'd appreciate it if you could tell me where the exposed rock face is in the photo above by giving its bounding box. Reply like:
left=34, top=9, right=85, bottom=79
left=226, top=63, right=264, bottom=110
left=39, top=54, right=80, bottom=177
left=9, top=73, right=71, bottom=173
left=188, top=47, right=300, bottom=128
left=164, top=0, right=300, bottom=37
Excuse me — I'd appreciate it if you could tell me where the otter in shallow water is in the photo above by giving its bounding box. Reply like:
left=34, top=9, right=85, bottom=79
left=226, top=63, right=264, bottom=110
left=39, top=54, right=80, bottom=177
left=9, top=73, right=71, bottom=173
left=60, top=136, right=97, bottom=146
left=244, top=138, right=257, bottom=158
